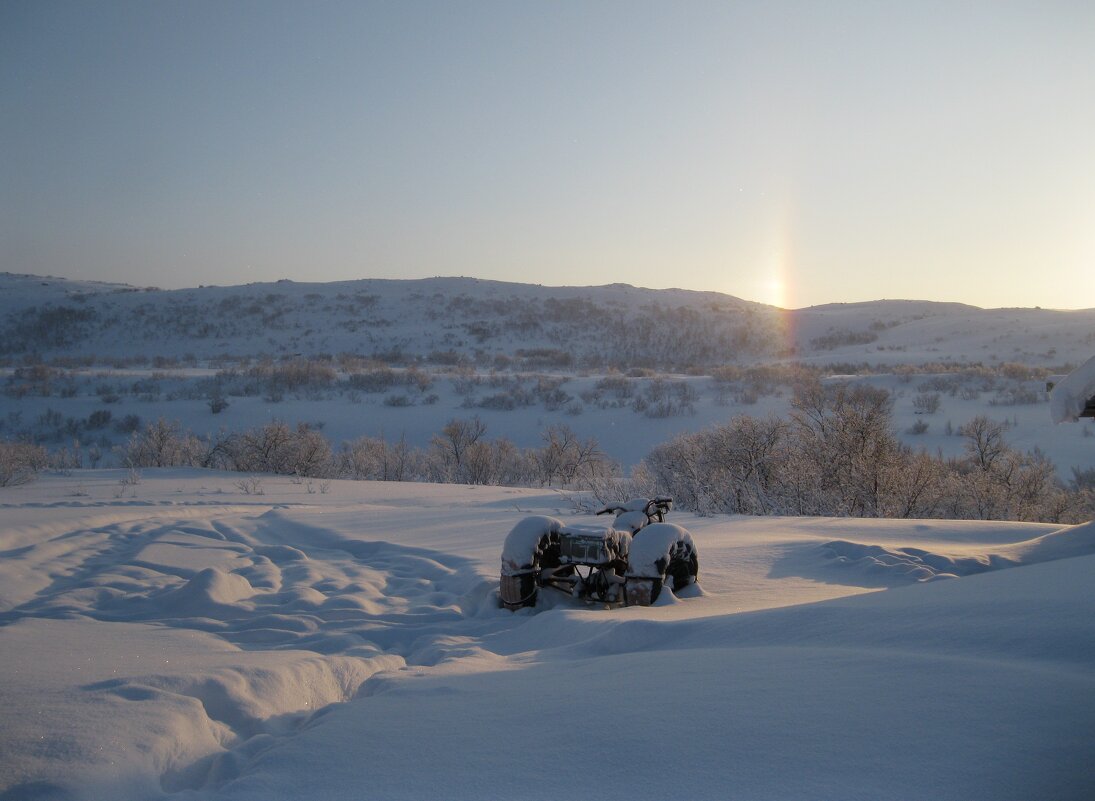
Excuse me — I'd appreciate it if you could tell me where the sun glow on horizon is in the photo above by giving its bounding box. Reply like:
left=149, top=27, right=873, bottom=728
left=757, top=192, right=796, bottom=310
left=760, top=277, right=787, bottom=309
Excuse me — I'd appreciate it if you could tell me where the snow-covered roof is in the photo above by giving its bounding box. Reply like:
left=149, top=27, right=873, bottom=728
left=1049, top=354, right=1095, bottom=423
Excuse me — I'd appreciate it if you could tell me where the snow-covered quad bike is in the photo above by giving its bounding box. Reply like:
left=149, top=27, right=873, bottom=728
left=499, top=497, right=698, bottom=609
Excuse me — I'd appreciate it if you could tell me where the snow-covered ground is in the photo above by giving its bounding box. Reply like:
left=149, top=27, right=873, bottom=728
left=2, top=469, right=1093, bottom=800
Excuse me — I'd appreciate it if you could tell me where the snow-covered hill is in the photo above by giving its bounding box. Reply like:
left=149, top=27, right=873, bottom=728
left=0, top=273, right=778, bottom=368
left=3, top=272, right=1094, bottom=368
left=790, top=298, right=1095, bottom=366
left=1, top=470, right=1092, bottom=800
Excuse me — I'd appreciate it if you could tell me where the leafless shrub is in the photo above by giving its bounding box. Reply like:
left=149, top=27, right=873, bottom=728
left=913, top=392, right=941, bottom=414
left=633, top=379, right=698, bottom=418
left=49, top=440, right=83, bottom=474
left=347, top=367, right=400, bottom=393
left=120, top=419, right=205, bottom=468
left=235, top=476, right=265, bottom=495
left=532, top=425, right=616, bottom=488
left=0, top=440, right=49, bottom=487
left=222, top=421, right=333, bottom=477
left=250, top=358, right=337, bottom=392
left=906, top=420, right=929, bottom=435
left=113, top=468, right=141, bottom=499
left=340, top=434, right=420, bottom=482
left=989, top=386, right=1041, bottom=406
left=208, top=392, right=229, bottom=414
left=594, top=374, right=634, bottom=399
left=809, top=329, right=877, bottom=351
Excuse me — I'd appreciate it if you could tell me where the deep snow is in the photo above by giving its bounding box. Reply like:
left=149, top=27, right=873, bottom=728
left=2, top=469, right=1093, bottom=800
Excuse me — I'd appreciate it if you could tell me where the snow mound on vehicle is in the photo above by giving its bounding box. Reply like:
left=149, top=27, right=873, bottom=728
left=612, top=510, right=650, bottom=534
left=628, top=523, right=693, bottom=578
left=501, top=515, right=562, bottom=574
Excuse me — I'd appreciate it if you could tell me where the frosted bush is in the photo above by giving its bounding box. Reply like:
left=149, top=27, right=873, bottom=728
left=913, top=392, right=941, bottom=414
left=0, top=440, right=49, bottom=486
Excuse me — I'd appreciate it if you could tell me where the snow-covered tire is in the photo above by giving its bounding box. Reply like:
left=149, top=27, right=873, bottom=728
left=624, top=523, right=697, bottom=606
left=667, top=545, right=699, bottom=592
left=499, top=572, right=539, bottom=610
left=500, top=516, right=564, bottom=610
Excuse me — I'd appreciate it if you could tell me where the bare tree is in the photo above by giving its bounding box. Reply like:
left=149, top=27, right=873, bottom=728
left=121, top=418, right=204, bottom=468
left=960, top=416, right=1009, bottom=471
left=789, top=380, right=901, bottom=517
left=534, top=425, right=615, bottom=488
left=429, top=417, right=488, bottom=482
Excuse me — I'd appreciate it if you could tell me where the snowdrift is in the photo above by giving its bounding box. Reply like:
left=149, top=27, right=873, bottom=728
left=1, top=469, right=1093, bottom=801
left=813, top=519, right=1095, bottom=585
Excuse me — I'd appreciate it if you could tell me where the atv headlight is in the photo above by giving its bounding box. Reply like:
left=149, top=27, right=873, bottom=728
left=560, top=535, right=609, bottom=564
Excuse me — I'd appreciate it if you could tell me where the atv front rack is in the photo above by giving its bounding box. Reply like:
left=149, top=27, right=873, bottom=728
left=538, top=565, right=656, bottom=606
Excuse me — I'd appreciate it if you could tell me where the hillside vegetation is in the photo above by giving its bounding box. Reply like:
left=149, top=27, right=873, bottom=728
left=3, top=272, right=1093, bottom=369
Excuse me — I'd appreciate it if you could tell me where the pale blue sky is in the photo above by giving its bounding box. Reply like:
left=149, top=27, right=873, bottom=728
left=3, top=1, right=1094, bottom=308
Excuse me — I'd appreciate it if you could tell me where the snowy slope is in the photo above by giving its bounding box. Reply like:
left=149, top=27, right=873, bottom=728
left=790, top=298, right=1095, bottom=366
left=1, top=470, right=1093, bottom=800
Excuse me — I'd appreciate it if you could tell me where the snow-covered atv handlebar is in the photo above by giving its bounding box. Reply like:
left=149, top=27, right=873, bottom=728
left=500, top=497, right=698, bottom=609
left=595, top=496, right=673, bottom=533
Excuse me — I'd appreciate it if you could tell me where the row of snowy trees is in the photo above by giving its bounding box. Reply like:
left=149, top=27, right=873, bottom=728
left=634, top=380, right=1086, bottom=523
left=116, top=417, right=617, bottom=490
left=2, top=380, right=1089, bottom=522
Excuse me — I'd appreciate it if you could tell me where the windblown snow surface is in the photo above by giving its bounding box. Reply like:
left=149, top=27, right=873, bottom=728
left=2, top=470, right=1094, bottom=801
